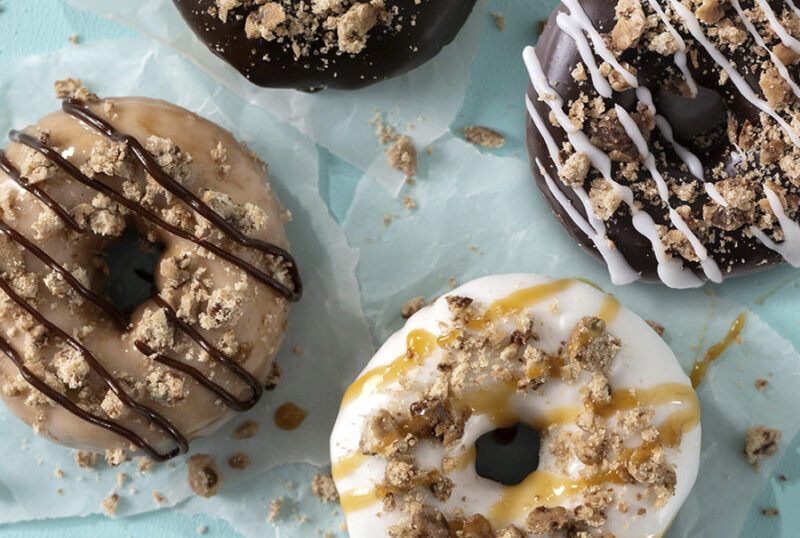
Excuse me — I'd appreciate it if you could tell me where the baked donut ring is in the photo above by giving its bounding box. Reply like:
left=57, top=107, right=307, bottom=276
left=525, top=0, right=800, bottom=288
left=172, top=0, right=478, bottom=91
left=331, top=274, right=700, bottom=537
left=0, top=85, right=300, bottom=461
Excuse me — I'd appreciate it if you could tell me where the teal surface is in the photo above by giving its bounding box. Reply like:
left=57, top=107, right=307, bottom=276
left=0, top=1, right=798, bottom=537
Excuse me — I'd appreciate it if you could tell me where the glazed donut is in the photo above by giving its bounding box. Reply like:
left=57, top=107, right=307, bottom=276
left=330, top=274, right=700, bottom=537
left=0, top=84, right=301, bottom=461
left=525, top=0, right=800, bottom=288
left=172, top=0, right=478, bottom=91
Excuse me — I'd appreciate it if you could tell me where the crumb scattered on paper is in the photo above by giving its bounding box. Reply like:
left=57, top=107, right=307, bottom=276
left=491, top=12, right=505, bottom=31
left=744, top=426, right=781, bottom=470
left=234, top=419, right=260, bottom=439
left=463, top=125, right=506, bottom=149
left=102, top=493, right=119, bottom=516
left=311, top=473, right=339, bottom=503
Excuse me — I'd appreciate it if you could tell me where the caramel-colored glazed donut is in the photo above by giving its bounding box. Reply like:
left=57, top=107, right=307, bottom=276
left=0, top=91, right=300, bottom=460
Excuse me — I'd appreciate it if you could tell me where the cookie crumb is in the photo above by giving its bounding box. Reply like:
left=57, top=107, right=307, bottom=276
left=401, top=296, right=426, bottom=319
left=54, top=78, right=98, bottom=102
left=402, top=195, right=417, bottom=210
left=101, top=493, right=119, bottom=517
left=463, top=126, right=506, bottom=149
left=234, top=419, right=260, bottom=439
left=75, top=450, right=98, bottom=469
left=187, top=454, right=224, bottom=498
left=755, top=378, right=769, bottom=391
left=152, top=491, right=166, bottom=504
left=646, top=320, right=665, bottom=337
left=491, top=12, right=505, bottom=31
left=68, top=34, right=79, bottom=45
left=386, top=136, right=418, bottom=179
left=744, top=426, right=781, bottom=470
left=228, top=452, right=251, bottom=470
left=762, top=508, right=780, bottom=517
left=268, top=497, right=283, bottom=523
left=311, top=473, right=339, bottom=503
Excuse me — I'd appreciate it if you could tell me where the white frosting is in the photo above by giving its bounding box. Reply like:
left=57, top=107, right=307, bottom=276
left=525, top=0, right=800, bottom=287
left=330, top=274, right=702, bottom=538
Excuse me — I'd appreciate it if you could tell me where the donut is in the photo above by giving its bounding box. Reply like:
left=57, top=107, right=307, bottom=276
left=172, top=0, right=478, bottom=91
left=525, top=0, right=800, bottom=288
left=0, top=84, right=301, bottom=461
left=330, top=274, right=700, bottom=537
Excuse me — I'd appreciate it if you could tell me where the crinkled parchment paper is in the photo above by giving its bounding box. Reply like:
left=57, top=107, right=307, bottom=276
left=64, top=0, right=486, bottom=194
left=1, top=0, right=800, bottom=537
left=0, top=38, right=370, bottom=537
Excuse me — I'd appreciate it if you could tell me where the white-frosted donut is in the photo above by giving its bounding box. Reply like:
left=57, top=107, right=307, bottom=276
left=0, top=90, right=300, bottom=461
left=330, top=274, right=700, bottom=537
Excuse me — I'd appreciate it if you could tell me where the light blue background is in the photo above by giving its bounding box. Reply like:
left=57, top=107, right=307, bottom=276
left=0, top=0, right=798, bottom=536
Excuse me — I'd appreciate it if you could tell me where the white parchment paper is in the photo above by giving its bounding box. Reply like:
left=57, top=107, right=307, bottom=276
left=64, top=0, right=486, bottom=194
left=0, top=0, right=799, bottom=537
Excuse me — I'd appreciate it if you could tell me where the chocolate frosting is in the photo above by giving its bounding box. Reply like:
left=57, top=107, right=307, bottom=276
left=525, top=0, right=800, bottom=286
left=0, top=99, right=301, bottom=460
left=172, top=0, right=477, bottom=91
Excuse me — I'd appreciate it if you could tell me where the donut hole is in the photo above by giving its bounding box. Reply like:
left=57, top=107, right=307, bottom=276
left=475, top=423, right=541, bottom=486
left=656, top=85, right=727, bottom=142
left=104, top=227, right=164, bottom=318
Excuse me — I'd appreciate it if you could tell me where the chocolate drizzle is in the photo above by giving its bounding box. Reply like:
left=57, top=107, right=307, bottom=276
left=0, top=99, right=301, bottom=460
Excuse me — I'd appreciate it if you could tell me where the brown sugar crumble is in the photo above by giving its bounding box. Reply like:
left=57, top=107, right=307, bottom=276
left=311, top=473, right=340, bottom=503
left=755, top=378, right=770, bottom=391
left=386, top=136, right=418, bottom=180
left=187, top=454, right=224, bottom=498
left=491, top=12, right=506, bottom=32
left=463, top=126, right=506, bottom=150
left=745, top=426, right=782, bottom=470
left=75, top=450, right=99, bottom=469
left=228, top=452, right=251, bottom=470
left=101, top=493, right=119, bottom=517
left=234, top=419, right=260, bottom=439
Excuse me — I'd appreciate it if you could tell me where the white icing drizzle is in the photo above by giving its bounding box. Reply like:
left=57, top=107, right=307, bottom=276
left=705, top=183, right=729, bottom=207
left=670, top=0, right=800, bottom=148
left=654, top=116, right=705, bottom=180
left=749, top=186, right=800, bottom=266
left=524, top=47, right=702, bottom=289
left=755, top=0, right=800, bottom=54
left=645, top=0, right=698, bottom=97
left=616, top=98, right=722, bottom=283
left=560, top=0, right=639, bottom=89
left=526, top=93, right=640, bottom=285
left=788, top=0, right=800, bottom=18
left=732, top=0, right=800, bottom=100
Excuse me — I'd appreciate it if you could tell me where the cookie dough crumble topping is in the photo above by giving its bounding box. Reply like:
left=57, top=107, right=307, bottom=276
left=218, top=0, right=395, bottom=60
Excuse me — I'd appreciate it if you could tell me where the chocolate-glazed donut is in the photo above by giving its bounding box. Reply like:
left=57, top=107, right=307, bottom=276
left=172, top=0, right=477, bottom=91
left=525, top=0, right=800, bottom=288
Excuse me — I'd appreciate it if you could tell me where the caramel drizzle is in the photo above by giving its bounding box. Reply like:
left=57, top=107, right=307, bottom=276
left=0, top=99, right=301, bottom=460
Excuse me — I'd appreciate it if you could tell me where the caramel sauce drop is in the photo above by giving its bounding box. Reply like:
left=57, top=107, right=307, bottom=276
left=274, top=402, right=308, bottom=431
left=690, top=312, right=747, bottom=388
